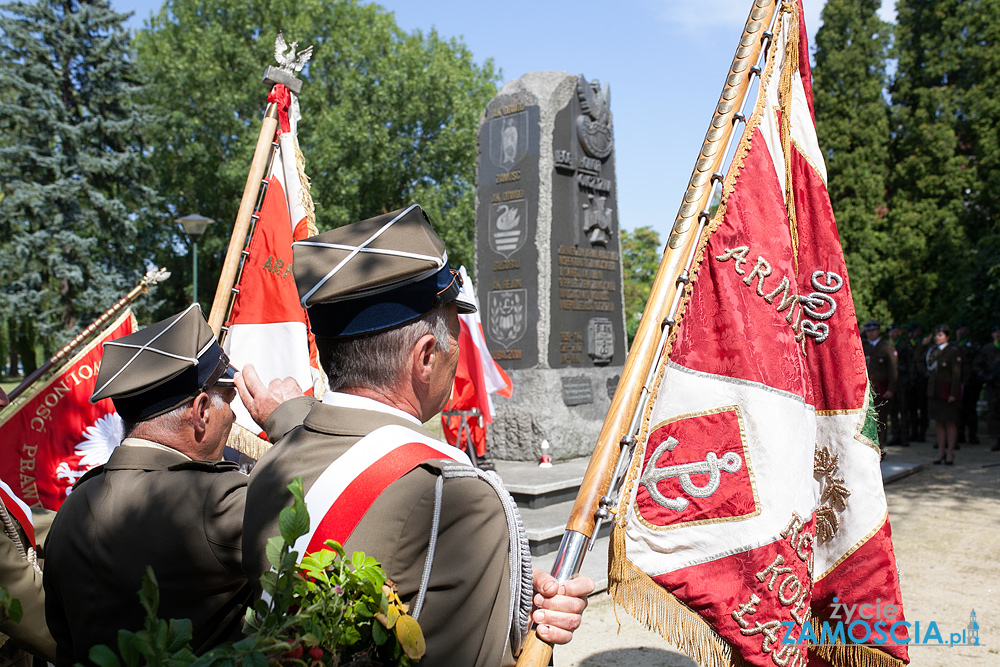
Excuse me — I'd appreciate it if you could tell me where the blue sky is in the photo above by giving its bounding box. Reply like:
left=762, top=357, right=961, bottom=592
left=113, top=0, right=896, bottom=236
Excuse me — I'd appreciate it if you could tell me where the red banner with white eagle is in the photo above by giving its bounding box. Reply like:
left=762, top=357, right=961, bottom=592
left=608, top=3, right=907, bottom=667
left=224, top=83, right=321, bottom=442
left=0, top=309, right=136, bottom=510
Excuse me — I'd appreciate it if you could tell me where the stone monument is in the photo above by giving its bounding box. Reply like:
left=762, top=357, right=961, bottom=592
left=475, top=72, right=626, bottom=461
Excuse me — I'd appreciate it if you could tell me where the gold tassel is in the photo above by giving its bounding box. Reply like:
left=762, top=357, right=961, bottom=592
left=225, top=422, right=271, bottom=460
left=777, top=0, right=800, bottom=272
left=293, top=138, right=317, bottom=237
left=608, top=526, right=754, bottom=667
left=812, top=642, right=908, bottom=667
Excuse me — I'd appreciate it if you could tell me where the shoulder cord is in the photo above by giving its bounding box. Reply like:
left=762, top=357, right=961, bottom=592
left=441, top=465, right=533, bottom=656
left=411, top=474, right=444, bottom=621
left=0, top=501, right=40, bottom=573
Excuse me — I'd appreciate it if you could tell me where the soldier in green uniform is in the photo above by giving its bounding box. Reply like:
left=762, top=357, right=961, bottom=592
left=977, top=325, right=1000, bottom=450
left=955, top=325, right=983, bottom=444
left=240, top=206, right=593, bottom=667
left=862, top=320, right=898, bottom=450
left=43, top=307, right=251, bottom=665
left=887, top=324, right=909, bottom=446
left=904, top=324, right=929, bottom=442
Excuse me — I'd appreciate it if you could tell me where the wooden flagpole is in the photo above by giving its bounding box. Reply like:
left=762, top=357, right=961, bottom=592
left=6, top=267, right=170, bottom=403
left=514, top=1, right=780, bottom=664
left=207, top=103, right=281, bottom=337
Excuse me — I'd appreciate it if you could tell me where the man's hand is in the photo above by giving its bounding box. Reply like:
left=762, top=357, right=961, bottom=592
left=530, top=568, right=594, bottom=644
left=234, top=364, right=305, bottom=426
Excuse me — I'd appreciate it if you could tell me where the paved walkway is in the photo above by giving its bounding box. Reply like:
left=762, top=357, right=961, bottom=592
left=552, top=435, right=1000, bottom=666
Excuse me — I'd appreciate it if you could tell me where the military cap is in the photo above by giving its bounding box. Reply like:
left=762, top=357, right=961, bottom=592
left=863, top=320, right=881, bottom=331
left=90, top=305, right=235, bottom=422
left=292, top=204, right=475, bottom=337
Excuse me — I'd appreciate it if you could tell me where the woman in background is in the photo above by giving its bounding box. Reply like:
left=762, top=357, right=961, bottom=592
left=927, top=324, right=962, bottom=464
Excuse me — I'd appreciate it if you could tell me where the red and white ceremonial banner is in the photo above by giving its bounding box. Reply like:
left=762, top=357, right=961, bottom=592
left=442, top=266, right=513, bottom=456
left=224, top=83, right=321, bottom=439
left=0, top=309, right=136, bottom=510
left=608, top=3, right=907, bottom=667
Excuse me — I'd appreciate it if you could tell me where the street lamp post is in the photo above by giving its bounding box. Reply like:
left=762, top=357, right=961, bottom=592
left=174, top=214, right=215, bottom=305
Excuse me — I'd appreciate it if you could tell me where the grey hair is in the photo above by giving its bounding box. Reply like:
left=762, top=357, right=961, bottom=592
left=121, top=389, right=229, bottom=441
left=319, top=307, right=453, bottom=393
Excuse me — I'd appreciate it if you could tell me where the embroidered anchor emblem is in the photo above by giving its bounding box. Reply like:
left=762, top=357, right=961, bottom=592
left=639, top=436, right=743, bottom=512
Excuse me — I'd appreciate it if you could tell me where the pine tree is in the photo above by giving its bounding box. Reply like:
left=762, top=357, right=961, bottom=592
left=0, top=0, right=162, bottom=365
left=888, top=0, right=995, bottom=327
left=812, top=0, right=892, bottom=324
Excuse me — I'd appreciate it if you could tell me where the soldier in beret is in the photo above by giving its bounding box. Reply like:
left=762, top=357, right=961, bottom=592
left=862, top=320, right=898, bottom=451
left=0, top=387, right=57, bottom=665
left=241, top=205, right=593, bottom=667
left=43, top=306, right=251, bottom=665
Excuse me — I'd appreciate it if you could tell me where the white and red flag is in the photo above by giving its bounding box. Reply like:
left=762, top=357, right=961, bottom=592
left=0, top=309, right=136, bottom=510
left=442, top=266, right=513, bottom=457
left=608, top=3, right=907, bottom=667
left=224, top=83, right=321, bottom=441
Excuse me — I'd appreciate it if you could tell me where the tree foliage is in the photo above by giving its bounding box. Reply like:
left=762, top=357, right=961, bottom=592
left=135, top=0, right=499, bottom=315
left=0, top=0, right=163, bottom=365
left=620, top=226, right=661, bottom=345
left=812, top=0, right=892, bottom=325
left=886, top=0, right=1000, bottom=331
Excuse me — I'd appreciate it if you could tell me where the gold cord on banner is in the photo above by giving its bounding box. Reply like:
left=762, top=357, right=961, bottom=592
left=777, top=0, right=800, bottom=272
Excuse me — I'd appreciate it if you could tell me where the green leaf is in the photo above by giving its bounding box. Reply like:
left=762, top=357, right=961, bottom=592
left=166, top=618, right=194, bottom=652
left=6, top=598, right=22, bottom=624
left=265, top=536, right=286, bottom=570
left=88, top=644, right=123, bottom=667
left=117, top=631, right=141, bottom=666
left=241, top=652, right=267, bottom=667
left=139, top=567, right=160, bottom=621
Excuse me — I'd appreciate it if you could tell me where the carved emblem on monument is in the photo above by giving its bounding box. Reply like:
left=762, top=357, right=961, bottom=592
left=488, top=289, right=527, bottom=348
left=489, top=111, right=528, bottom=169
left=576, top=75, right=613, bottom=160
left=587, top=317, right=615, bottom=364
left=490, top=200, right=527, bottom=258
left=582, top=193, right=612, bottom=246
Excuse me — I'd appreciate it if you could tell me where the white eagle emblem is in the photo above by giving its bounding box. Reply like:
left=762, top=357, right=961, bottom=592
left=274, top=32, right=313, bottom=73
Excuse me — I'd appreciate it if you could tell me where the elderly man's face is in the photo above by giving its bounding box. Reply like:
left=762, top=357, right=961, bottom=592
left=204, top=386, right=237, bottom=456
left=427, top=304, right=462, bottom=417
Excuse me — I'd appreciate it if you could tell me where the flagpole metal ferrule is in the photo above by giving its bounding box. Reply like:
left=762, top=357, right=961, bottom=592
left=550, top=530, right=588, bottom=581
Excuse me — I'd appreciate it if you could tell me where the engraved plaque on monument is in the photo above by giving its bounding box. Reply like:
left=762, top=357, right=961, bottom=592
left=476, top=94, right=541, bottom=369
left=475, top=72, right=626, bottom=461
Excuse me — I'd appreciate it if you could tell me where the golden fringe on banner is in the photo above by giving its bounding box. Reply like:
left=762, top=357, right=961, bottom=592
left=608, top=526, right=753, bottom=667
left=225, top=422, right=271, bottom=461
left=810, top=614, right=908, bottom=667
left=294, top=139, right=317, bottom=236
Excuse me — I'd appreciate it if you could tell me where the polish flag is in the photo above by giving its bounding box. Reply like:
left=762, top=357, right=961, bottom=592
left=442, top=266, right=513, bottom=457
left=224, top=84, right=321, bottom=438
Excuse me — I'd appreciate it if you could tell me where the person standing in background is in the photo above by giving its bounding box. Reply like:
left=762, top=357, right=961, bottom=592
left=927, top=324, right=962, bottom=465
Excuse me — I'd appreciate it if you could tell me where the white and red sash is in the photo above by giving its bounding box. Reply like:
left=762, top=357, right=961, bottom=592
left=0, top=477, right=35, bottom=547
left=294, top=425, right=472, bottom=555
